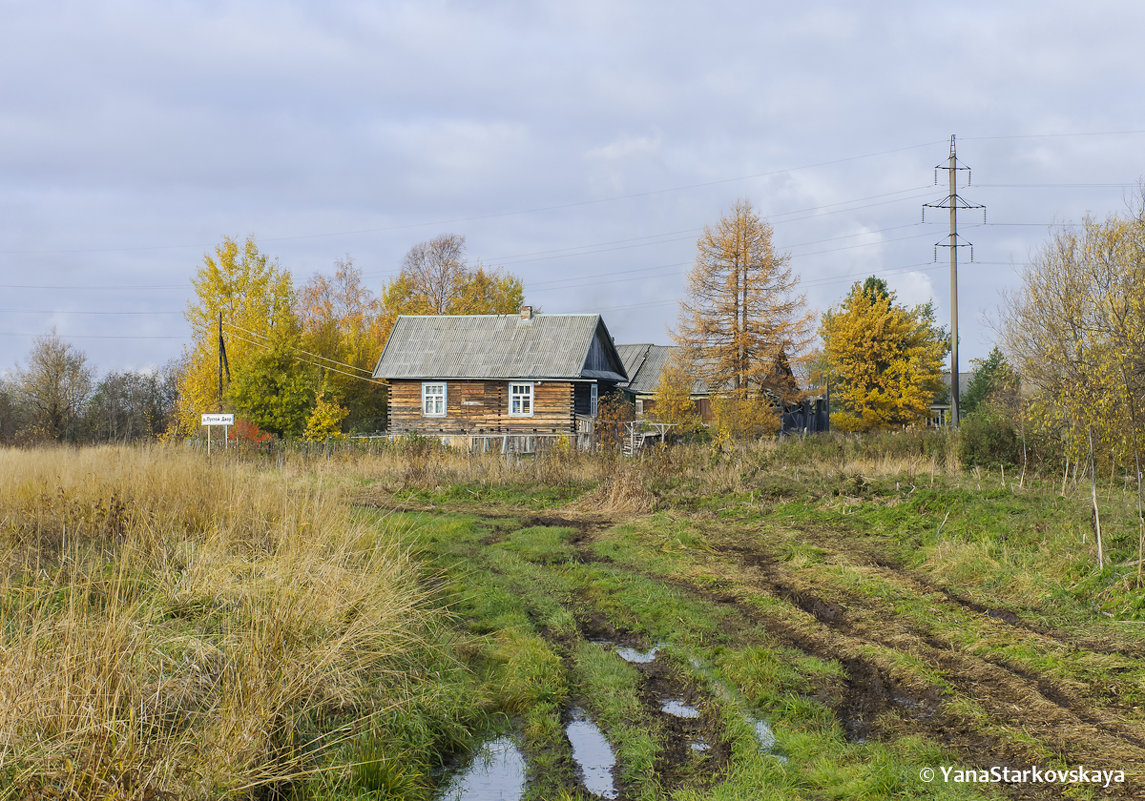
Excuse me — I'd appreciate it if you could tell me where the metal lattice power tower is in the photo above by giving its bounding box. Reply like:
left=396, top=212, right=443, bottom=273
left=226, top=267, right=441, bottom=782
left=923, top=135, right=984, bottom=427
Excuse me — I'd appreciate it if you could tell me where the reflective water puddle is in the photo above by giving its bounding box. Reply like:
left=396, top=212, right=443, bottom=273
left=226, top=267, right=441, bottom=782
left=566, top=708, right=618, bottom=799
left=614, top=644, right=660, bottom=663
left=748, top=716, right=787, bottom=762
left=660, top=699, right=701, bottom=719
left=434, top=736, right=526, bottom=801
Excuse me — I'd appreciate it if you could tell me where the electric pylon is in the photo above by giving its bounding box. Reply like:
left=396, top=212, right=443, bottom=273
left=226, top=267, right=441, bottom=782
left=923, top=134, right=984, bottom=428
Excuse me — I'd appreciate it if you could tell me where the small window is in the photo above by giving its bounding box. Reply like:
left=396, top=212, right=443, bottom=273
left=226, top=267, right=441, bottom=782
left=635, top=398, right=644, bottom=416
left=590, top=384, right=599, bottom=418
left=509, top=382, right=533, bottom=417
left=422, top=383, right=446, bottom=417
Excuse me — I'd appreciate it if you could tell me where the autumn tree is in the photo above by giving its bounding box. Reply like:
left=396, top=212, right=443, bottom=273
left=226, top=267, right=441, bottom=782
left=14, top=330, right=93, bottom=441
left=303, top=388, right=350, bottom=442
left=296, top=258, right=388, bottom=431
left=380, top=234, right=525, bottom=339
left=649, top=353, right=703, bottom=434
left=820, top=277, right=948, bottom=432
left=177, top=236, right=300, bottom=435
left=0, top=376, right=23, bottom=444
left=1003, top=206, right=1145, bottom=510
left=673, top=200, right=811, bottom=414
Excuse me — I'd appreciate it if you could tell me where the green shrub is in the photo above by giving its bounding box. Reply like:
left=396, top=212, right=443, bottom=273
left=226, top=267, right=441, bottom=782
left=958, top=415, right=1020, bottom=467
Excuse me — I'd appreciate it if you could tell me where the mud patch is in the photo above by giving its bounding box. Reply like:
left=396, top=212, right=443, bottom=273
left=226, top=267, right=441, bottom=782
left=635, top=657, right=730, bottom=791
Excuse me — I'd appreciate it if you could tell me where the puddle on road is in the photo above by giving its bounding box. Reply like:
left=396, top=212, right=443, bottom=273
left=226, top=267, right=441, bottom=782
left=660, top=699, right=701, bottom=719
left=748, top=717, right=788, bottom=762
left=750, top=717, right=776, bottom=750
left=566, top=708, right=618, bottom=800
left=614, top=644, right=660, bottom=663
left=434, top=736, right=526, bottom=801
left=591, top=638, right=664, bottom=664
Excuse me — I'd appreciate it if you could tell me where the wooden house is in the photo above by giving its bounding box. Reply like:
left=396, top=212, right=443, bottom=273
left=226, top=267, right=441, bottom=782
left=373, top=307, right=628, bottom=438
left=617, top=344, right=712, bottom=419
left=617, top=343, right=829, bottom=433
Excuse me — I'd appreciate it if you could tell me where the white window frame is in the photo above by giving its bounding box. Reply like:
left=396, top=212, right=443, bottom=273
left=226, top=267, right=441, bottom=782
left=590, top=383, right=599, bottom=418
left=508, top=382, right=534, bottom=417
left=421, top=382, right=447, bottom=417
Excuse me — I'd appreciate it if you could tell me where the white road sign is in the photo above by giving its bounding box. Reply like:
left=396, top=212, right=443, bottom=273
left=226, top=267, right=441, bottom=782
left=201, top=414, right=235, bottom=426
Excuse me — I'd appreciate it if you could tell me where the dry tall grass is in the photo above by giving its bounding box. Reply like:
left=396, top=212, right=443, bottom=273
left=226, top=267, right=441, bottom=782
left=0, top=446, right=448, bottom=799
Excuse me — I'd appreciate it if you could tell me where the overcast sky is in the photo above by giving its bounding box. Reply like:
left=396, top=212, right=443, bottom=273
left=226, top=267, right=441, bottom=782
left=3, top=1, right=1145, bottom=378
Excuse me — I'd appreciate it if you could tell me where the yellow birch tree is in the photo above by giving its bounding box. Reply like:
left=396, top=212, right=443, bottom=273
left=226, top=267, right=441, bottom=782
left=649, top=352, right=703, bottom=434
left=176, top=236, right=297, bottom=435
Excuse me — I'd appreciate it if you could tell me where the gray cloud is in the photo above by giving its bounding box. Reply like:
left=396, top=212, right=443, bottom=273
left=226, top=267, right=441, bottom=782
left=3, top=1, right=1145, bottom=378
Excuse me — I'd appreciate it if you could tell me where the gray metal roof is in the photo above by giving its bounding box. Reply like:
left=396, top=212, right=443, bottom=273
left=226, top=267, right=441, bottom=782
left=617, top=343, right=710, bottom=395
left=374, top=313, right=628, bottom=381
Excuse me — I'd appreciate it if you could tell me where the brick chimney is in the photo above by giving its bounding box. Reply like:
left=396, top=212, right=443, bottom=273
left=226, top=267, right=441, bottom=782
left=519, top=305, right=533, bottom=322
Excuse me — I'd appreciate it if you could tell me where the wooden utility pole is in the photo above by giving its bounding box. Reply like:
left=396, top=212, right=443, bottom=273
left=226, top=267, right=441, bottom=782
left=218, top=312, right=223, bottom=412
left=923, top=135, right=984, bottom=428
left=217, top=312, right=230, bottom=412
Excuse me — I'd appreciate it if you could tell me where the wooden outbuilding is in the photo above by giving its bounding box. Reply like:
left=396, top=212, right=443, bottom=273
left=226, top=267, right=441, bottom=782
left=373, top=307, right=628, bottom=439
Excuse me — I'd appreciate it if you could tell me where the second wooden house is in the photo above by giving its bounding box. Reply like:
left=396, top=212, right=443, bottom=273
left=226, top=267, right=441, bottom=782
left=373, top=306, right=628, bottom=442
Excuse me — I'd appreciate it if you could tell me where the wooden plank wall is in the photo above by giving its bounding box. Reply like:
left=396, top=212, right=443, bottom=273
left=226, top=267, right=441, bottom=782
left=389, top=380, right=577, bottom=434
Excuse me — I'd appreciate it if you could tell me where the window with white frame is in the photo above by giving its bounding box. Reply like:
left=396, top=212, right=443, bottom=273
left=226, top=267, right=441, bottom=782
left=422, top=382, right=446, bottom=416
left=590, top=383, right=599, bottom=418
left=508, top=382, right=533, bottom=416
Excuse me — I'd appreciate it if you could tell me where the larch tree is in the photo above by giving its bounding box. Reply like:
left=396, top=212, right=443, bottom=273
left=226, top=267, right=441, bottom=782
left=820, top=277, right=948, bottom=432
left=177, top=236, right=301, bottom=436
left=673, top=199, right=811, bottom=433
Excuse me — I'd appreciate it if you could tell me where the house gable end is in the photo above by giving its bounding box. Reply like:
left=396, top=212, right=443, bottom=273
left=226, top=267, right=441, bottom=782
left=581, top=318, right=628, bottom=382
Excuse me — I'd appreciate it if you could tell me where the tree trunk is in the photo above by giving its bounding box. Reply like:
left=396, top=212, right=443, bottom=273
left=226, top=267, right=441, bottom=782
left=1089, top=427, right=1104, bottom=570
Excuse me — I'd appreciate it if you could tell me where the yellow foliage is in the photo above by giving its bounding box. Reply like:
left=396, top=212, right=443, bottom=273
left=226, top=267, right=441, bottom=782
left=296, top=258, right=388, bottom=429
left=379, top=234, right=525, bottom=345
left=175, top=237, right=296, bottom=436
left=650, top=352, right=703, bottom=434
left=820, top=278, right=948, bottom=431
left=304, top=390, right=349, bottom=441
left=710, top=388, right=779, bottom=439
left=1003, top=208, right=1145, bottom=466
left=674, top=199, right=812, bottom=403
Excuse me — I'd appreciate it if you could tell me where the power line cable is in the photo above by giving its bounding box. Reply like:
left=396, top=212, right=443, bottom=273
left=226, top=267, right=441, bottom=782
left=0, top=143, right=943, bottom=257
left=222, top=321, right=378, bottom=377
left=221, top=329, right=386, bottom=386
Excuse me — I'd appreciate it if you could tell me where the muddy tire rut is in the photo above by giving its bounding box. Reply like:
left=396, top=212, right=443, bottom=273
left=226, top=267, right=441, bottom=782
left=544, top=509, right=1143, bottom=799
left=384, top=500, right=1143, bottom=798
left=703, top=529, right=1145, bottom=798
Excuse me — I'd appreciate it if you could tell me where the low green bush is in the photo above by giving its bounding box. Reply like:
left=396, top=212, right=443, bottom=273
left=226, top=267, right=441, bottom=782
left=958, top=415, right=1020, bottom=467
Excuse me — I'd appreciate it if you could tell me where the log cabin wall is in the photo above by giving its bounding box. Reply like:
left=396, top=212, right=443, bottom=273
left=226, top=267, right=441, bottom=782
left=389, top=379, right=578, bottom=435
